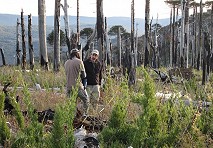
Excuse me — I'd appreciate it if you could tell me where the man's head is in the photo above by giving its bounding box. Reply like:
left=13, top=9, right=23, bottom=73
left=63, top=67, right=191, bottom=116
left=90, top=49, right=99, bottom=61
left=70, top=48, right=80, bottom=59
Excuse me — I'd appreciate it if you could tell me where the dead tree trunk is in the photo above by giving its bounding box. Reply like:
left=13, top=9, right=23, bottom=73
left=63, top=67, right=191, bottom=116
left=77, top=0, right=80, bottom=45
left=0, top=48, right=6, bottom=66
left=38, top=0, right=49, bottom=70
left=170, top=9, right=173, bottom=67
left=210, top=2, right=213, bottom=72
left=16, top=18, right=21, bottom=66
left=21, top=9, right=27, bottom=70
left=104, top=17, right=111, bottom=66
left=28, top=14, right=34, bottom=70
left=96, top=0, right=104, bottom=62
left=144, top=0, right=150, bottom=67
left=197, top=0, right=203, bottom=70
left=185, top=0, right=190, bottom=68
left=61, top=0, right=71, bottom=55
left=180, top=0, right=185, bottom=68
left=117, top=26, right=122, bottom=67
left=202, top=32, right=209, bottom=85
left=54, top=0, right=61, bottom=72
left=129, top=0, right=136, bottom=86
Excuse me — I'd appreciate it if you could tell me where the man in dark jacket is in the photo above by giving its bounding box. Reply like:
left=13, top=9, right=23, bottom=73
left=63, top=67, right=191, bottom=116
left=83, top=49, right=102, bottom=110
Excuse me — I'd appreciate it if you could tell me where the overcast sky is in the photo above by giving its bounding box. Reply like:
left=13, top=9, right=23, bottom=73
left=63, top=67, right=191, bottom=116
left=0, top=0, right=208, bottom=19
left=0, top=0, right=172, bottom=19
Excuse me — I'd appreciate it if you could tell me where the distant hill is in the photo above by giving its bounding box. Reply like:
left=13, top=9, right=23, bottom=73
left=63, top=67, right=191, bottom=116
left=0, top=13, right=170, bottom=33
left=0, top=13, right=170, bottom=65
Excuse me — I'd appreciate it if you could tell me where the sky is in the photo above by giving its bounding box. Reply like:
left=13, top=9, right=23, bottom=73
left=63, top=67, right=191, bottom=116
left=0, top=0, right=172, bottom=19
left=0, top=0, right=208, bottom=19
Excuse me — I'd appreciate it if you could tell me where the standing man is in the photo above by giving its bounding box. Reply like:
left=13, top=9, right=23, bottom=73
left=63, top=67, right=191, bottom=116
left=64, top=48, right=89, bottom=116
left=84, top=49, right=102, bottom=110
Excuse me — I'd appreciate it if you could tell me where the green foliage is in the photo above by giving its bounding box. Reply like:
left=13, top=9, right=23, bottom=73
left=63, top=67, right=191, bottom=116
left=47, top=29, right=66, bottom=46
left=0, top=117, right=11, bottom=146
left=80, top=27, right=93, bottom=38
left=108, top=25, right=127, bottom=36
left=50, top=101, right=75, bottom=148
left=0, top=93, right=5, bottom=116
left=99, top=103, right=137, bottom=147
left=197, top=101, right=213, bottom=137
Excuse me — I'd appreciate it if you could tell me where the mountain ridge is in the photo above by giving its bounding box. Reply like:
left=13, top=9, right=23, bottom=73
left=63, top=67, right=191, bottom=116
left=0, top=13, right=170, bottom=65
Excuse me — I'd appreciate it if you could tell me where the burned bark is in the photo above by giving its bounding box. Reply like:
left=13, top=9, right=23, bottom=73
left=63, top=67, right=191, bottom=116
left=28, top=14, right=34, bottom=70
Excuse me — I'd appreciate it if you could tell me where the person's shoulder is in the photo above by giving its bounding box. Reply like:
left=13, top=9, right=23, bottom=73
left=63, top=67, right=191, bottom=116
left=84, top=58, right=90, bottom=63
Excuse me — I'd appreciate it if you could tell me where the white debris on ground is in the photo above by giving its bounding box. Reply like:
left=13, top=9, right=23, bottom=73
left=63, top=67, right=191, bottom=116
left=74, top=126, right=99, bottom=148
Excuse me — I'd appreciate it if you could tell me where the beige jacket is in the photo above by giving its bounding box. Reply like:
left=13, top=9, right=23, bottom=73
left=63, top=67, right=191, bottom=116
left=64, top=57, right=85, bottom=91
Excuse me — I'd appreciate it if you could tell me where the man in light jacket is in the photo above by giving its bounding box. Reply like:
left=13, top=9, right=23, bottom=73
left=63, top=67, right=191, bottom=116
left=65, top=48, right=89, bottom=115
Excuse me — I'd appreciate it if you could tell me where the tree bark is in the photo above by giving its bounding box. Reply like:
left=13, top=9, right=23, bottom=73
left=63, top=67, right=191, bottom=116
left=96, top=0, right=104, bottom=62
left=197, top=0, right=203, bottom=70
left=0, top=48, right=6, bottom=66
left=180, top=0, right=185, bottom=68
left=117, top=27, right=122, bottom=67
left=54, top=0, right=61, bottom=72
left=28, top=14, right=34, bottom=70
left=62, top=0, right=71, bottom=56
left=16, top=18, right=21, bottom=66
left=144, top=0, right=150, bottom=67
left=185, top=0, right=190, bottom=68
left=21, top=9, right=27, bottom=70
left=38, top=0, right=49, bottom=70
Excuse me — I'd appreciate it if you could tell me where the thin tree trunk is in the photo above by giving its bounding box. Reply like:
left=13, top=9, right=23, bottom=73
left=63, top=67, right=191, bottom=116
left=129, top=0, right=136, bottom=86
left=62, top=0, right=71, bottom=55
left=38, top=0, right=49, bottom=70
left=104, top=17, right=111, bottom=66
left=180, top=0, right=185, bottom=68
left=0, top=48, right=6, bottom=66
left=54, top=0, right=61, bottom=72
left=202, top=32, right=208, bottom=85
left=16, top=18, right=21, bottom=66
left=77, top=0, right=80, bottom=44
left=21, top=9, right=27, bottom=70
left=96, top=0, right=104, bottom=62
left=28, top=14, right=34, bottom=70
left=197, top=0, right=203, bottom=70
left=144, top=0, right=150, bottom=67
left=135, top=23, right=138, bottom=67
left=172, top=5, right=176, bottom=67
left=117, top=27, right=122, bottom=67
left=170, top=8, right=173, bottom=67
left=185, top=0, right=190, bottom=68
left=210, top=3, right=213, bottom=71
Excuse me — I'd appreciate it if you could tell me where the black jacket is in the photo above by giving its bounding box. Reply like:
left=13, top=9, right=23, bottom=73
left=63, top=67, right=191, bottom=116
left=83, top=58, right=102, bottom=85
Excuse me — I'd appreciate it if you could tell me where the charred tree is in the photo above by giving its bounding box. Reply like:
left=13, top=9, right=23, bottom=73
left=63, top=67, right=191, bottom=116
left=180, top=0, right=186, bottom=68
left=61, top=0, right=71, bottom=56
left=202, top=32, right=210, bottom=85
left=28, top=14, right=34, bottom=70
left=197, top=0, right=203, bottom=70
left=77, top=0, right=80, bottom=45
left=96, top=0, right=104, bottom=62
left=128, top=0, right=136, bottom=86
left=54, top=0, right=61, bottom=72
left=38, top=0, right=49, bottom=70
left=21, top=9, right=27, bottom=70
left=117, top=26, right=122, bottom=67
left=165, top=0, right=180, bottom=67
left=0, top=48, right=6, bottom=66
left=16, top=18, right=21, bottom=66
left=144, top=0, right=150, bottom=67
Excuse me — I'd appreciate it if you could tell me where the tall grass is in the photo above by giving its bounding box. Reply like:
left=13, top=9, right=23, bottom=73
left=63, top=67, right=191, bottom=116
left=0, top=65, right=212, bottom=147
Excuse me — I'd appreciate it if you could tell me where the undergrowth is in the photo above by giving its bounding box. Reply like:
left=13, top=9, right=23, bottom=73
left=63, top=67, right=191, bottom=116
left=0, top=65, right=212, bottom=147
